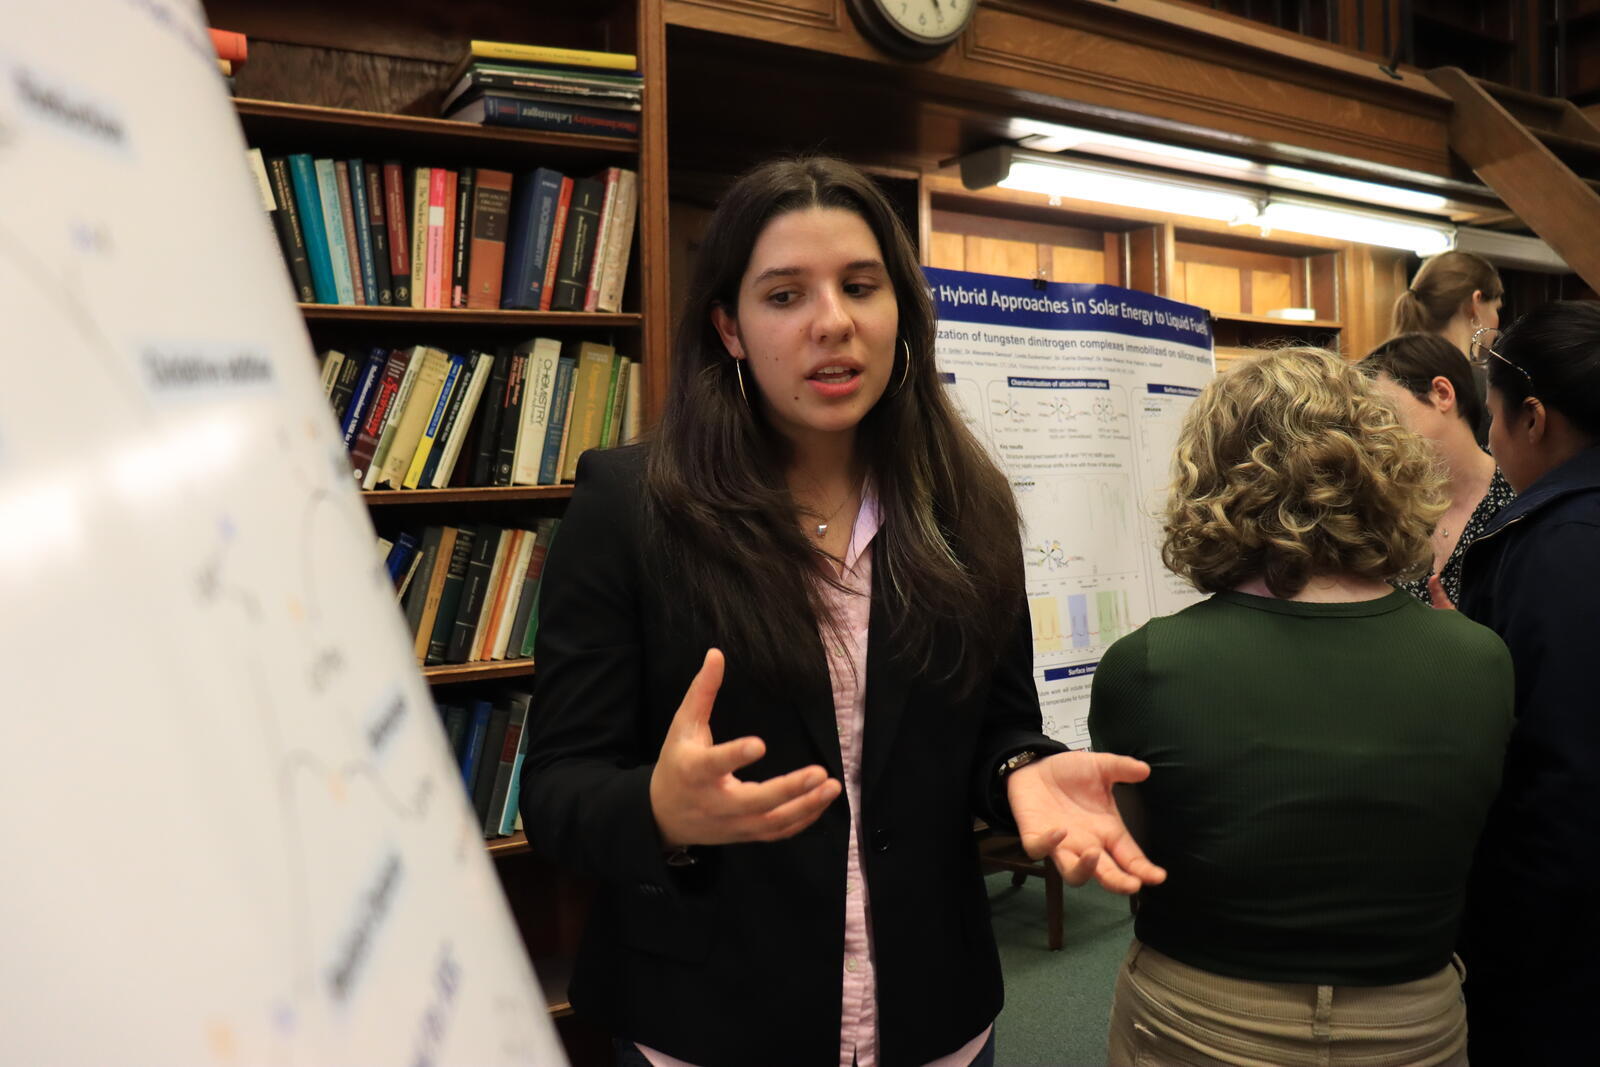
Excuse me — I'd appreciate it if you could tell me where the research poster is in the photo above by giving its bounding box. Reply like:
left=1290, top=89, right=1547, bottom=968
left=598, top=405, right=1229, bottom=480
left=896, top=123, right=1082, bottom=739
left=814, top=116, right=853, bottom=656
left=928, top=268, right=1215, bottom=747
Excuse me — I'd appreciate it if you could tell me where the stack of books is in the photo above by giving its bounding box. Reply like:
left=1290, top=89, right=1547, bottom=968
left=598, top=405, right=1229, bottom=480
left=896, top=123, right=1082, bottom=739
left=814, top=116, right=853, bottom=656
left=434, top=686, right=537, bottom=838
left=246, top=148, right=638, bottom=313
left=440, top=39, right=641, bottom=140
left=320, top=336, right=640, bottom=491
left=210, top=27, right=246, bottom=90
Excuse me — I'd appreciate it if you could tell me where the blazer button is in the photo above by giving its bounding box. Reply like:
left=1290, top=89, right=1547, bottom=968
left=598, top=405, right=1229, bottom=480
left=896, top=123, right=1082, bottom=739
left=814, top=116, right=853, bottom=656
left=872, top=828, right=891, bottom=853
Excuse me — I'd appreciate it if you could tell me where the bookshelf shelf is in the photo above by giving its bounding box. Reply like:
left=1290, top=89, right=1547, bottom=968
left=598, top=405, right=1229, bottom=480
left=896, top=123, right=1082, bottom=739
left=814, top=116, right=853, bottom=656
left=364, top=486, right=575, bottom=506
left=234, top=98, right=639, bottom=158
left=487, top=831, right=532, bottom=857
left=535, top=951, right=575, bottom=1018
left=299, top=305, right=642, bottom=328
left=1213, top=311, right=1342, bottom=330
left=423, top=659, right=537, bottom=685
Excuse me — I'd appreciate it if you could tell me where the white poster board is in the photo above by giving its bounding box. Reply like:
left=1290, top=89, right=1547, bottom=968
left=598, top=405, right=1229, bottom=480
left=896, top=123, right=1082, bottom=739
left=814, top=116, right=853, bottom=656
left=0, top=4, right=562, bottom=1064
left=929, top=268, right=1215, bottom=747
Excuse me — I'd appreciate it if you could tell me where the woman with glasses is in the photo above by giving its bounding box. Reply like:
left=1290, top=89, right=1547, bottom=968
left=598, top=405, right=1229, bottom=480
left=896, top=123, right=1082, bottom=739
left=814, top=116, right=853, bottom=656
left=1092, top=347, right=1512, bottom=1066
left=1392, top=250, right=1504, bottom=444
left=1360, top=333, right=1515, bottom=606
left=1454, top=301, right=1600, bottom=1064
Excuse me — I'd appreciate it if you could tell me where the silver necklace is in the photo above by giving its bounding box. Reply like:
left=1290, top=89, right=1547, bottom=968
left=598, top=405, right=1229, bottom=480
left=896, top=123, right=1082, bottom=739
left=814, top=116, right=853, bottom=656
left=809, top=484, right=858, bottom=539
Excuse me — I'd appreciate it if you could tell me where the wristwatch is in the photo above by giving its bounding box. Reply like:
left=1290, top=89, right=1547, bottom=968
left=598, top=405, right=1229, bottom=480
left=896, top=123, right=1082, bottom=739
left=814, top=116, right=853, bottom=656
left=997, top=749, right=1044, bottom=781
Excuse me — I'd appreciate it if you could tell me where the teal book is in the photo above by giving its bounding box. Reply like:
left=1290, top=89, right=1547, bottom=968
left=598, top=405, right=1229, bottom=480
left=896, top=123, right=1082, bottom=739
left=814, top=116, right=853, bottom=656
left=287, top=154, right=338, bottom=303
left=313, top=157, right=355, bottom=304
left=346, top=157, right=379, bottom=306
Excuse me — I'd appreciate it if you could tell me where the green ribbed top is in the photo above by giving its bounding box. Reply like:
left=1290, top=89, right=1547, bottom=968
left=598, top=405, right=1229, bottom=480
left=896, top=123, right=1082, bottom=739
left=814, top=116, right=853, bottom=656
left=1089, top=589, right=1513, bottom=986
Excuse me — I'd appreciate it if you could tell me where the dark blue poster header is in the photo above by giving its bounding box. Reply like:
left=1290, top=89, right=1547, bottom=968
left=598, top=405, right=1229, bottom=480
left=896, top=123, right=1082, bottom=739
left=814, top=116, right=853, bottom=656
left=925, top=266, right=1213, bottom=349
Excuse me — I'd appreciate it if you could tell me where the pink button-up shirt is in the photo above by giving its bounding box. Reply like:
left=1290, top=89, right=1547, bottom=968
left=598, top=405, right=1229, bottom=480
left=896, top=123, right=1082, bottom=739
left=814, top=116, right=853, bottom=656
left=642, top=488, right=992, bottom=1067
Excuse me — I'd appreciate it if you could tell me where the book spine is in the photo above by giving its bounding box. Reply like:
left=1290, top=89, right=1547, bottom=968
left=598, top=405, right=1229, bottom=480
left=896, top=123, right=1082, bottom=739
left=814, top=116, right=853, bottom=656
left=432, top=352, right=494, bottom=488
left=499, top=718, right=531, bottom=836
left=426, top=526, right=477, bottom=665
left=450, top=167, right=475, bottom=308
left=459, top=701, right=492, bottom=789
left=350, top=348, right=410, bottom=483
left=469, top=39, right=637, bottom=72
left=465, top=170, right=513, bottom=310
left=318, top=350, right=345, bottom=398
left=492, top=532, right=535, bottom=660
left=362, top=163, right=393, bottom=305
left=288, top=155, right=338, bottom=303
left=377, top=348, right=449, bottom=489
left=447, top=527, right=502, bottom=663
left=537, top=179, right=573, bottom=312
left=621, top=360, right=642, bottom=444
left=512, top=340, right=560, bottom=486
left=469, top=353, right=510, bottom=487
left=596, top=169, right=638, bottom=313
left=333, top=161, right=366, bottom=305
left=485, top=695, right=530, bottom=836
left=409, top=166, right=431, bottom=308
left=382, top=162, right=411, bottom=306
left=209, top=27, right=249, bottom=63
left=419, top=353, right=475, bottom=489
left=364, top=346, right=424, bottom=490
left=265, top=157, right=316, bottom=302
left=520, top=170, right=566, bottom=311
left=338, top=349, right=386, bottom=450
left=327, top=350, right=361, bottom=421
left=346, top=159, right=380, bottom=306
left=550, top=178, right=604, bottom=311
left=402, top=526, right=445, bottom=640
left=518, top=518, right=559, bottom=657
left=596, top=352, right=623, bottom=452
left=560, top=344, right=614, bottom=481
left=425, top=169, right=448, bottom=309
left=494, top=353, right=527, bottom=487
left=404, top=354, right=466, bottom=490
left=537, top=356, right=576, bottom=485
left=472, top=704, right=511, bottom=827
left=437, top=169, right=458, bottom=309
left=413, top=526, right=458, bottom=663
left=583, top=168, right=620, bottom=313
left=602, top=355, right=630, bottom=450
left=476, top=530, right=522, bottom=661
left=314, top=158, right=355, bottom=305
left=478, top=94, right=640, bottom=138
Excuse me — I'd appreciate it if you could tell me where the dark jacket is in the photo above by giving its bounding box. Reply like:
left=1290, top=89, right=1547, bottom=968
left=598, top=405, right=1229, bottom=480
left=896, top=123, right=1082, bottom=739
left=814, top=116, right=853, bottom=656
left=1457, top=444, right=1600, bottom=1061
left=519, top=446, right=1062, bottom=1067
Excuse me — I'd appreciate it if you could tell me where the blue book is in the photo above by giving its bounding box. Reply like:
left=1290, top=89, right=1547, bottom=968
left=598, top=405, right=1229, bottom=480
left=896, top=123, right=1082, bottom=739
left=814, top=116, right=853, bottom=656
left=346, top=158, right=379, bottom=307
left=403, top=353, right=467, bottom=489
left=417, top=353, right=473, bottom=489
left=459, top=700, right=492, bottom=790
left=383, top=531, right=420, bottom=588
left=500, top=168, right=563, bottom=310
left=537, top=355, right=576, bottom=485
left=287, top=154, right=338, bottom=303
left=313, top=158, right=355, bottom=305
left=338, top=347, right=387, bottom=449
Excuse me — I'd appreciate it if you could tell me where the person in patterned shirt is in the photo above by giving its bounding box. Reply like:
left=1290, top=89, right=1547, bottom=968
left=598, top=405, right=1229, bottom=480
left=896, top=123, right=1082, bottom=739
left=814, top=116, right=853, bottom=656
left=1362, top=333, right=1515, bottom=606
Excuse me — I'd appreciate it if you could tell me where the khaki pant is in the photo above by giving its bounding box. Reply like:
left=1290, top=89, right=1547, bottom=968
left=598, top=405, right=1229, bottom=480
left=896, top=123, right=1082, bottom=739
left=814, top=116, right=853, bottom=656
left=1107, top=941, right=1468, bottom=1067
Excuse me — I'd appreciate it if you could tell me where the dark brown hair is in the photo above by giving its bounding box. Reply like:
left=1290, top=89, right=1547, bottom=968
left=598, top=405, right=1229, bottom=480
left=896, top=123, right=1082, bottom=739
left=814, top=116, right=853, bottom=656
left=646, top=156, right=1023, bottom=692
left=1491, top=300, right=1600, bottom=438
left=1360, top=331, right=1487, bottom=431
left=1392, top=250, right=1503, bottom=335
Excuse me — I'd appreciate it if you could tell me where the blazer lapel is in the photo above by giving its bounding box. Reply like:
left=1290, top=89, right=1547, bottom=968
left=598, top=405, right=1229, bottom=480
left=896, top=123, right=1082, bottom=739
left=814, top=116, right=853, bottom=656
left=860, top=560, right=912, bottom=801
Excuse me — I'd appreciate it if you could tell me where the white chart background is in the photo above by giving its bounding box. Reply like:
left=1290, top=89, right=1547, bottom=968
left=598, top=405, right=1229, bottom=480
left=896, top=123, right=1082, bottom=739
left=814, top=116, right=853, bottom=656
left=0, top=4, right=562, bottom=1064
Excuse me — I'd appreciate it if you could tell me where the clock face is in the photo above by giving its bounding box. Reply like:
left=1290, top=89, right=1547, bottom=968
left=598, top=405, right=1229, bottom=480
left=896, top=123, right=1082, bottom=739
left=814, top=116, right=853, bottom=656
left=847, top=0, right=976, bottom=56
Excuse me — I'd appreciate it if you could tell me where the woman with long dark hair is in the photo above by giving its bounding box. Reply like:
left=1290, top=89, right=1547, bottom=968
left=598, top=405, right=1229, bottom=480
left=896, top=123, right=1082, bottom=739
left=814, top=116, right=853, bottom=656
left=1456, top=301, right=1600, bottom=1064
left=519, top=156, right=1163, bottom=1067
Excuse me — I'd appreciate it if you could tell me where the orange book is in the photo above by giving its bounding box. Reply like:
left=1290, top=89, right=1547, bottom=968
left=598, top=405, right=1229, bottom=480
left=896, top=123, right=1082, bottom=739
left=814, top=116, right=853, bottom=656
left=438, top=169, right=458, bottom=310
left=208, top=28, right=248, bottom=64
left=466, top=169, right=513, bottom=309
left=474, top=528, right=525, bottom=660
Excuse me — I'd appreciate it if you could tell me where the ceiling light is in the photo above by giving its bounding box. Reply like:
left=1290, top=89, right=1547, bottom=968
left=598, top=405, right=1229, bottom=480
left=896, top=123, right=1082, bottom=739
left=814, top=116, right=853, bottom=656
left=963, top=147, right=1261, bottom=224
left=1256, top=199, right=1455, bottom=256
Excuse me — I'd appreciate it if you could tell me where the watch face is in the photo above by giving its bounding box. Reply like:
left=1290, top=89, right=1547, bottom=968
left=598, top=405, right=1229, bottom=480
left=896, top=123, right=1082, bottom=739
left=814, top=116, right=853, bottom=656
left=875, top=0, right=973, bottom=46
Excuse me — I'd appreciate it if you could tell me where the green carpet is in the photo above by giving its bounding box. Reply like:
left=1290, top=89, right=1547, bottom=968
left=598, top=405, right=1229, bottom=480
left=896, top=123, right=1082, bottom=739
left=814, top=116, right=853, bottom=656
left=987, top=872, right=1136, bottom=1066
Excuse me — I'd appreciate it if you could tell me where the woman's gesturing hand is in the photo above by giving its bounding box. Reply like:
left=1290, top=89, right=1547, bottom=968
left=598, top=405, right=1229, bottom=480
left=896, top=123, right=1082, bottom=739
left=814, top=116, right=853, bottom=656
left=1007, top=751, right=1168, bottom=895
left=650, top=649, right=842, bottom=849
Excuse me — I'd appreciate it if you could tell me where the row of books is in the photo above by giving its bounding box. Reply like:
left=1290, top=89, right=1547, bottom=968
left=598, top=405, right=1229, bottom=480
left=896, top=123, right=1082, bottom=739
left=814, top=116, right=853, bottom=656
left=388, top=519, right=561, bottom=670
left=437, top=688, right=533, bottom=839
left=322, top=336, right=638, bottom=491
left=246, top=149, right=638, bottom=314
left=440, top=39, right=641, bottom=140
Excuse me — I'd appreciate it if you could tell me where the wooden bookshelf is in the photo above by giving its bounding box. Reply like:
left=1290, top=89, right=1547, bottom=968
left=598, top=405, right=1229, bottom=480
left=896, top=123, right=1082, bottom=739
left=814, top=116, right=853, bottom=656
left=422, top=659, right=537, bottom=685
left=299, top=305, right=642, bottom=328
left=487, top=830, right=533, bottom=857
left=364, top=486, right=574, bottom=506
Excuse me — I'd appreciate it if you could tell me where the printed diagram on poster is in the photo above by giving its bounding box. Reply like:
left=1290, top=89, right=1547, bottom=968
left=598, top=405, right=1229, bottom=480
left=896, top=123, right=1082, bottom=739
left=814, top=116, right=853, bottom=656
left=929, top=268, right=1215, bottom=747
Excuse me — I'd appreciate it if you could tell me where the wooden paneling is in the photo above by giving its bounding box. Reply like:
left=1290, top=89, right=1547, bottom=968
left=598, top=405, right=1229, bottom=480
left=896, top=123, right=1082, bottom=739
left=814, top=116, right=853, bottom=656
left=1179, top=261, right=1242, bottom=314
left=1050, top=246, right=1107, bottom=286
left=964, top=235, right=1037, bottom=279
left=927, top=230, right=966, bottom=270
left=1251, top=270, right=1296, bottom=315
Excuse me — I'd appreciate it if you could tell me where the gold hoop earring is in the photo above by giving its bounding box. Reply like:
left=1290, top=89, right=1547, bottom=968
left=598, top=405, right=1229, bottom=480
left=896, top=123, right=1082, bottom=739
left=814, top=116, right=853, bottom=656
left=891, top=337, right=912, bottom=397
left=733, top=358, right=751, bottom=409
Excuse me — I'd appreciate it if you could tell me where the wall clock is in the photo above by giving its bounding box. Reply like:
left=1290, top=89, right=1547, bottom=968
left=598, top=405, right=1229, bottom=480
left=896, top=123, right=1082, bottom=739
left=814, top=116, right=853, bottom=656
left=844, top=0, right=977, bottom=60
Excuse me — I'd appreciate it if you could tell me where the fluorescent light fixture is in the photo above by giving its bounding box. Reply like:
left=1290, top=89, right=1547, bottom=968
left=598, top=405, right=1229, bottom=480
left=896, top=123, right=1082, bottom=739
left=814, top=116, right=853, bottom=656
left=1261, top=165, right=1449, bottom=213
left=1454, top=226, right=1569, bottom=273
left=964, top=147, right=1261, bottom=224
left=1256, top=199, right=1455, bottom=255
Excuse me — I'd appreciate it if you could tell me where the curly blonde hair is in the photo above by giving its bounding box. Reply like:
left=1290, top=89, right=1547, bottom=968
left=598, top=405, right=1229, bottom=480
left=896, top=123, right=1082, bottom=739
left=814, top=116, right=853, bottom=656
left=1162, top=347, right=1447, bottom=598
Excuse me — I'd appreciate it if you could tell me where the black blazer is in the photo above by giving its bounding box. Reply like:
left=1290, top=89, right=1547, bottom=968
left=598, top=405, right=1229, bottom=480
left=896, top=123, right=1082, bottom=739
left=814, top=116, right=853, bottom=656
left=519, top=446, right=1062, bottom=1067
left=1458, top=444, right=1600, bottom=1061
